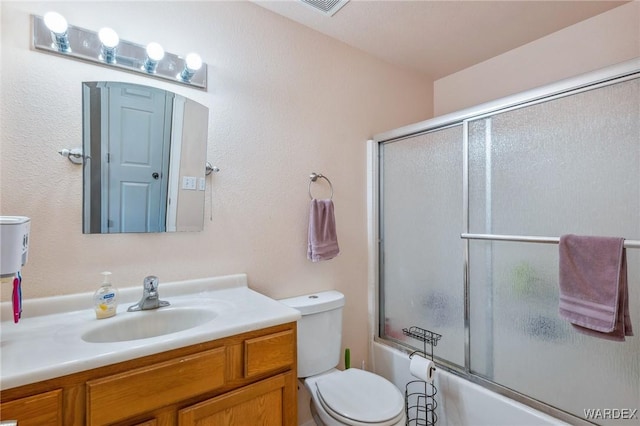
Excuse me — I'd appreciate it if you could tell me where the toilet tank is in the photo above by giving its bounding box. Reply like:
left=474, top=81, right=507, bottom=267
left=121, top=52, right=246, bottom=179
left=279, top=290, right=345, bottom=378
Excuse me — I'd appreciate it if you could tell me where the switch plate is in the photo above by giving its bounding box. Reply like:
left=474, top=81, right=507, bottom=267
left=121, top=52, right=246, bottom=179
left=198, top=177, right=206, bottom=191
left=182, top=176, right=197, bottom=190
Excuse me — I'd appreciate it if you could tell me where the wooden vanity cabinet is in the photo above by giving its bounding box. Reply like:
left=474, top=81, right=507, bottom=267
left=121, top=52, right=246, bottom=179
left=178, top=371, right=296, bottom=425
left=0, top=389, right=63, bottom=425
left=0, top=322, right=297, bottom=426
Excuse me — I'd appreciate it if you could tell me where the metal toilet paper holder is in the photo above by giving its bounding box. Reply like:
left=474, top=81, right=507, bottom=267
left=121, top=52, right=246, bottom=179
left=403, top=326, right=442, bottom=426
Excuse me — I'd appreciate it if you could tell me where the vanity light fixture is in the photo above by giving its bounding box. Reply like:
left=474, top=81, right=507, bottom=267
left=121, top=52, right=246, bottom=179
left=179, top=53, right=203, bottom=82
left=98, top=27, right=119, bottom=64
left=43, top=11, right=70, bottom=53
left=144, top=42, right=165, bottom=73
left=32, top=13, right=207, bottom=90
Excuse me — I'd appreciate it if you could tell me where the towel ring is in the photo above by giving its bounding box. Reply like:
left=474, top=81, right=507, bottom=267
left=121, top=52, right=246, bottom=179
left=308, top=172, right=334, bottom=200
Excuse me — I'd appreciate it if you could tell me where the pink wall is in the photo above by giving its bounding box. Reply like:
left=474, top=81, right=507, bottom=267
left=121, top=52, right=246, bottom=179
left=434, top=2, right=640, bottom=115
left=0, top=2, right=432, bottom=411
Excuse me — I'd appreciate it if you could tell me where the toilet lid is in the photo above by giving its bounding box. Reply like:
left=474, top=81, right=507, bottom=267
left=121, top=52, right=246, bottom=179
left=315, top=369, right=404, bottom=423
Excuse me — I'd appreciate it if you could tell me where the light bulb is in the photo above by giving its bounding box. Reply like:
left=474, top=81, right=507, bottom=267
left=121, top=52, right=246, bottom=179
left=143, top=42, right=164, bottom=73
left=43, top=11, right=68, bottom=35
left=179, top=52, right=203, bottom=82
left=98, top=27, right=119, bottom=48
left=185, top=53, right=202, bottom=71
left=98, top=27, right=119, bottom=64
left=43, top=11, right=70, bottom=53
left=146, top=42, right=165, bottom=61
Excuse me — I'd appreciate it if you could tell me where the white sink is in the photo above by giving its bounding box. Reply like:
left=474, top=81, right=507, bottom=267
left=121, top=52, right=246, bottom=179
left=1, top=274, right=302, bottom=391
left=81, top=307, right=218, bottom=343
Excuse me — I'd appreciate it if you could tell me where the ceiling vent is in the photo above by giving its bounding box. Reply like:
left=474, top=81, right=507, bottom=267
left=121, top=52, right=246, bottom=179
left=299, top=0, right=349, bottom=16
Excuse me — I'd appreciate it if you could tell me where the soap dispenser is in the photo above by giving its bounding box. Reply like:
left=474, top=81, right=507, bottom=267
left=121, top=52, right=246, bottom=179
left=93, top=271, right=119, bottom=319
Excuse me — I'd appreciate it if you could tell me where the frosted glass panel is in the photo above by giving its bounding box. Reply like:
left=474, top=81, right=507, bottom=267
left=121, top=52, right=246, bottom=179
left=468, top=79, right=640, bottom=425
left=380, top=126, right=464, bottom=366
left=468, top=79, right=640, bottom=238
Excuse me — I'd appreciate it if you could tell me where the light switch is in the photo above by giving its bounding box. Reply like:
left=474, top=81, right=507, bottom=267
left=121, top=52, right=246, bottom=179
left=198, top=177, right=206, bottom=191
left=182, top=176, right=197, bottom=190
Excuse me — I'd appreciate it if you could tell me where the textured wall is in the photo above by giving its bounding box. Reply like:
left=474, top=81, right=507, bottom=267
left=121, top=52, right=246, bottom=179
left=434, top=1, right=640, bottom=115
left=0, top=0, right=433, bottom=398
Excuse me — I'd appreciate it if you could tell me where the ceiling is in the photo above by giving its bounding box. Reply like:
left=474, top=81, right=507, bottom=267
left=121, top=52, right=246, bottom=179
left=254, top=0, right=629, bottom=79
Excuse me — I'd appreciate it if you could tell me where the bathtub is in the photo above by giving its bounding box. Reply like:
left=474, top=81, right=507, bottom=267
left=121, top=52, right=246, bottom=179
left=371, top=342, right=569, bottom=426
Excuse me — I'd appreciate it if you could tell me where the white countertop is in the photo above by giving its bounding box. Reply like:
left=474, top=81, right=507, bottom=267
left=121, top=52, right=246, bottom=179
left=0, top=274, right=301, bottom=391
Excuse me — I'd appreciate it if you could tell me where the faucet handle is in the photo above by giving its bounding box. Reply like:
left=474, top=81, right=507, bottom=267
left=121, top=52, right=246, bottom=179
left=144, top=275, right=159, bottom=292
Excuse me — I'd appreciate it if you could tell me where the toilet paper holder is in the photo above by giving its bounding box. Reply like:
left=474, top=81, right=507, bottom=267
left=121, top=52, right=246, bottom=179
left=403, top=326, right=442, bottom=426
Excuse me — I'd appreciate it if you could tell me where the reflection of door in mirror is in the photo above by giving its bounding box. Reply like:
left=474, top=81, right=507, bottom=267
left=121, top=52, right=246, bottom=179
left=166, top=96, right=209, bottom=232
left=82, top=82, right=209, bottom=234
left=105, top=83, right=172, bottom=232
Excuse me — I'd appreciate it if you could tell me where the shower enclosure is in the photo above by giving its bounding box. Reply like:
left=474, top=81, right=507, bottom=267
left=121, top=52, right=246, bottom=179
left=373, top=59, right=639, bottom=425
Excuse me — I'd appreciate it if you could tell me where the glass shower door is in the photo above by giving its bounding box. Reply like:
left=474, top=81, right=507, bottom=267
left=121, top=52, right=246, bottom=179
left=380, top=125, right=466, bottom=368
left=467, top=78, right=640, bottom=423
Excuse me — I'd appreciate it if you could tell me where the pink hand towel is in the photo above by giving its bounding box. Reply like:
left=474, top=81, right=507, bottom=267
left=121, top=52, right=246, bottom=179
left=307, top=199, right=340, bottom=262
left=558, top=234, right=633, bottom=341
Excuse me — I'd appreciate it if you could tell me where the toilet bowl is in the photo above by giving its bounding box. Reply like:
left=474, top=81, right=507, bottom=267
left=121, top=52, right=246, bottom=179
left=279, top=291, right=406, bottom=426
left=305, top=369, right=405, bottom=426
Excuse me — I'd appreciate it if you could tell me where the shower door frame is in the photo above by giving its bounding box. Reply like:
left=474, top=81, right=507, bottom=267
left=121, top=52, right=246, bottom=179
left=369, top=58, right=640, bottom=425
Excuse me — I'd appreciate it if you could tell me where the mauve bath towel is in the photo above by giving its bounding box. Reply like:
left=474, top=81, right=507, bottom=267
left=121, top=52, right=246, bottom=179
left=307, top=199, right=340, bottom=262
left=558, top=234, right=633, bottom=341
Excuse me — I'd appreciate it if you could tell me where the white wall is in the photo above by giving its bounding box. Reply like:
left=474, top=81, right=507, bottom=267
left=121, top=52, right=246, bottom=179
left=434, top=1, right=640, bottom=115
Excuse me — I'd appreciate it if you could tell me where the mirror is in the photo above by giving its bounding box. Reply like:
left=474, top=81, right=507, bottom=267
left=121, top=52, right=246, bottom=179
left=82, top=82, right=209, bottom=233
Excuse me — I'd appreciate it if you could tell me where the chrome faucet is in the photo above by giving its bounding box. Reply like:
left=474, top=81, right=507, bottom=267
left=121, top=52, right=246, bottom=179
left=127, top=276, right=170, bottom=312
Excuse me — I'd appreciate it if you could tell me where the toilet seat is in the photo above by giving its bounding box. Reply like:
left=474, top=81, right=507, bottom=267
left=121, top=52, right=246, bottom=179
left=314, top=369, right=405, bottom=426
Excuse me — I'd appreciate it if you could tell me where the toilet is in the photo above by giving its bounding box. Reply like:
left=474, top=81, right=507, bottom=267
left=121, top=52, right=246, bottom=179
left=280, top=291, right=406, bottom=426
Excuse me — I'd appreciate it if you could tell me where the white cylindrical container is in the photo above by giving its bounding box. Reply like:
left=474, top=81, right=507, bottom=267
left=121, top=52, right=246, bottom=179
left=0, top=216, right=30, bottom=277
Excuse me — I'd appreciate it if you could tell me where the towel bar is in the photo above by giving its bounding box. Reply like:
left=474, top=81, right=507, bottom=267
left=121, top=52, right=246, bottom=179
left=461, top=233, right=640, bottom=249
left=309, top=172, right=334, bottom=200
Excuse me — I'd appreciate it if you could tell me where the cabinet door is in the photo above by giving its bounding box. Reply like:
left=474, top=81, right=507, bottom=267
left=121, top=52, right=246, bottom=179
left=87, top=347, right=225, bottom=425
left=178, top=372, right=296, bottom=426
left=244, top=329, right=295, bottom=378
left=0, top=389, right=62, bottom=426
